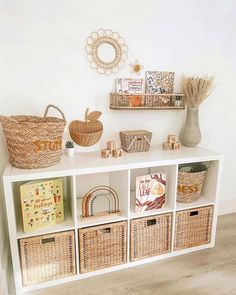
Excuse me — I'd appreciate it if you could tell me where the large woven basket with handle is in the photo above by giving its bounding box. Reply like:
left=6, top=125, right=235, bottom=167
left=0, top=104, right=66, bottom=169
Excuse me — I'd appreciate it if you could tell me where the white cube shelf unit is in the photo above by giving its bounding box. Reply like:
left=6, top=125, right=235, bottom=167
left=2, top=147, right=223, bottom=294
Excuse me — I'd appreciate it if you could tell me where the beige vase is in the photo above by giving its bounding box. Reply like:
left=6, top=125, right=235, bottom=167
left=180, top=107, right=201, bottom=147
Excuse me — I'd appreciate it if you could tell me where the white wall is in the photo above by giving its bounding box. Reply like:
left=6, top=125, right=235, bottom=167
left=0, top=0, right=236, bottom=289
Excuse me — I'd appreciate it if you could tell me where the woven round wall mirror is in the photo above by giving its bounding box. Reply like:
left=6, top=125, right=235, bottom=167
left=86, top=28, right=128, bottom=75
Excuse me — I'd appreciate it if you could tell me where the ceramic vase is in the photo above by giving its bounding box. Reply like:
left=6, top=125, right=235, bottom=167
left=180, top=107, right=201, bottom=147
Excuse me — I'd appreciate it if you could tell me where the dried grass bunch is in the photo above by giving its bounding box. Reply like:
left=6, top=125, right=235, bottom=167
left=183, top=76, right=214, bottom=108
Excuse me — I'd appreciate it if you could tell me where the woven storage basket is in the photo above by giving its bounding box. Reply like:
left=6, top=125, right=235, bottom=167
left=130, top=213, right=172, bottom=261
left=177, top=163, right=208, bottom=203
left=0, top=104, right=66, bottom=169
left=174, top=206, right=213, bottom=251
left=69, top=108, right=103, bottom=147
left=79, top=221, right=127, bottom=273
left=69, top=120, right=103, bottom=146
left=120, top=130, right=152, bottom=153
left=19, top=230, right=76, bottom=286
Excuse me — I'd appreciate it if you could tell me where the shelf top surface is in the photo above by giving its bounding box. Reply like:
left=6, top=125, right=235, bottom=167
left=4, top=146, right=222, bottom=181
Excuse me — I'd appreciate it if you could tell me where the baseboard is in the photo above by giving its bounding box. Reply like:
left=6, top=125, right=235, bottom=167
left=218, top=198, right=236, bottom=215
left=0, top=269, right=8, bottom=295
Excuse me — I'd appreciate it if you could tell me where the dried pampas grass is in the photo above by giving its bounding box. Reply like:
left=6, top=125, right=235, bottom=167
left=183, top=76, right=214, bottom=108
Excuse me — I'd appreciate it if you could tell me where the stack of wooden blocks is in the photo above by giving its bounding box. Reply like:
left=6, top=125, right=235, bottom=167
left=163, top=135, right=181, bottom=150
left=101, top=141, right=123, bottom=159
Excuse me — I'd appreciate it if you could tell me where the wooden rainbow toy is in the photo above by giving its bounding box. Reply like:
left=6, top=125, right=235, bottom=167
left=81, top=185, right=121, bottom=220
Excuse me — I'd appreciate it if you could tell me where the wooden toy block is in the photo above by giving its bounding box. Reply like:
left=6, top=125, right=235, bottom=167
left=112, top=149, right=123, bottom=158
left=107, top=141, right=118, bottom=151
left=163, top=142, right=172, bottom=150
left=101, top=149, right=112, bottom=159
left=167, top=135, right=177, bottom=144
left=172, top=142, right=181, bottom=150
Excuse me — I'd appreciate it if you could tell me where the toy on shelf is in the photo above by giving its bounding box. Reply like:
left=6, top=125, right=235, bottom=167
left=20, top=178, right=64, bottom=232
left=101, top=140, right=123, bottom=159
left=163, top=135, right=181, bottom=150
left=81, top=186, right=121, bottom=220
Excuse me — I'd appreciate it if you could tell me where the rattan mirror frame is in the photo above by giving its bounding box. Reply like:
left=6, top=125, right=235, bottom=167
left=86, top=28, right=128, bottom=75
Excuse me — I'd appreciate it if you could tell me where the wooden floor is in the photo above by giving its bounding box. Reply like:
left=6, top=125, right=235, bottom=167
left=28, top=214, right=236, bottom=295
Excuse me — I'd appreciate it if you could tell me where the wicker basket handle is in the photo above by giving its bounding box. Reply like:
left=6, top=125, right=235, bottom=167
left=0, top=115, right=18, bottom=124
left=44, top=104, right=66, bottom=122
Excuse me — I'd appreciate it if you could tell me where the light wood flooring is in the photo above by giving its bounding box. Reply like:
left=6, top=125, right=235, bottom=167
left=27, top=213, right=236, bottom=295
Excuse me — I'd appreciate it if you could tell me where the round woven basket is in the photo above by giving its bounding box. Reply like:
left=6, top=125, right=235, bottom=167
left=0, top=105, right=66, bottom=169
left=177, top=163, right=208, bottom=203
left=69, top=120, right=103, bottom=147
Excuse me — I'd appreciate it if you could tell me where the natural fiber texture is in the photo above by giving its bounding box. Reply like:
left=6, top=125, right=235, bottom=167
left=69, top=108, right=103, bottom=147
left=120, top=130, right=152, bottom=153
left=79, top=221, right=127, bottom=273
left=130, top=213, right=172, bottom=262
left=177, top=164, right=207, bottom=203
left=110, top=93, right=184, bottom=109
left=174, top=206, right=213, bottom=250
left=0, top=105, right=66, bottom=169
left=19, top=231, right=76, bottom=286
left=183, top=76, right=214, bottom=108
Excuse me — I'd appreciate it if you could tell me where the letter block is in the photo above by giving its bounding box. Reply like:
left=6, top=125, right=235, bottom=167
left=101, top=149, right=112, bottom=159
left=107, top=141, right=119, bottom=151
left=112, top=149, right=123, bottom=158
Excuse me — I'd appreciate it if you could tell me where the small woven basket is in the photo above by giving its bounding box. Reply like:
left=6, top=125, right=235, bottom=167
left=79, top=221, right=127, bottom=273
left=69, top=108, right=103, bottom=147
left=130, top=213, right=172, bottom=261
left=177, top=162, right=208, bottom=203
left=69, top=120, right=103, bottom=146
left=19, top=231, right=76, bottom=286
left=0, top=104, right=66, bottom=169
left=120, top=130, right=152, bottom=153
left=174, top=206, right=213, bottom=250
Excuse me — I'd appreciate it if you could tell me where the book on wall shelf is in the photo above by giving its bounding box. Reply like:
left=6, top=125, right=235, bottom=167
left=135, top=173, right=166, bottom=213
left=20, top=178, right=64, bottom=233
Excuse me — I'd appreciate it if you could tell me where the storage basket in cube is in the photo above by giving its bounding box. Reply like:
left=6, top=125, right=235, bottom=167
left=120, top=130, right=152, bottom=153
left=130, top=213, right=172, bottom=261
left=174, top=206, right=213, bottom=250
left=177, top=162, right=208, bottom=203
left=79, top=221, right=127, bottom=273
left=19, top=230, right=76, bottom=286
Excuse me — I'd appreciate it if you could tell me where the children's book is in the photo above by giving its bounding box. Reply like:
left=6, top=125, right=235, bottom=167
left=20, top=178, right=64, bottom=232
left=136, top=173, right=166, bottom=212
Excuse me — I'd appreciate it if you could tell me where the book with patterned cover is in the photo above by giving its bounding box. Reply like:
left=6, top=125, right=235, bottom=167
left=20, top=178, right=64, bottom=232
left=135, top=173, right=166, bottom=212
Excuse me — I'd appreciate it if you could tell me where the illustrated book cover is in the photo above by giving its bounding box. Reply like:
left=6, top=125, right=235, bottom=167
left=20, top=178, right=64, bottom=232
left=135, top=173, right=166, bottom=212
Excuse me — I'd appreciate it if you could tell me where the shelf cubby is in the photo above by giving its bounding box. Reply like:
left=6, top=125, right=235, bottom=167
left=76, top=170, right=129, bottom=228
left=130, top=165, right=177, bottom=219
left=11, top=176, right=75, bottom=239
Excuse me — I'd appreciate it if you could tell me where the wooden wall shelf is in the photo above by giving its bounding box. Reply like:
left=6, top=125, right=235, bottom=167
left=110, top=92, right=185, bottom=110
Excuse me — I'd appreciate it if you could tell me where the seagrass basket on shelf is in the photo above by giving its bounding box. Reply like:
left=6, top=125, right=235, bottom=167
left=130, top=213, right=172, bottom=261
left=120, top=130, right=152, bottom=153
left=19, top=230, right=76, bottom=286
left=69, top=108, right=103, bottom=147
left=79, top=221, right=127, bottom=273
left=177, top=162, right=208, bottom=203
left=0, top=104, right=66, bottom=169
left=174, top=206, right=213, bottom=250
